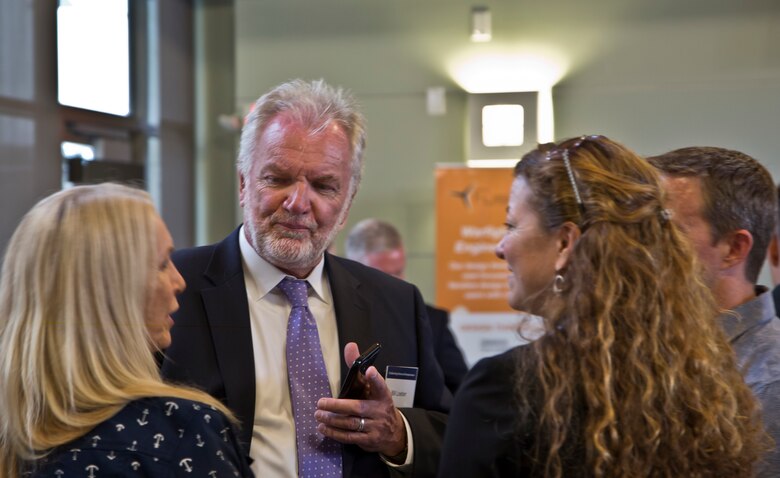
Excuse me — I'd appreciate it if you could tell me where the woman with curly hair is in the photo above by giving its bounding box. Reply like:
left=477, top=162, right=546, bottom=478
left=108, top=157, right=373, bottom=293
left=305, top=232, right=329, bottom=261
left=438, top=136, right=768, bottom=477
left=0, top=183, right=253, bottom=477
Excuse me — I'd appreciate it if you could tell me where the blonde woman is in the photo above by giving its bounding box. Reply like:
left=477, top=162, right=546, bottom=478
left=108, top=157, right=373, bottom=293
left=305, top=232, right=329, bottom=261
left=438, top=136, right=768, bottom=477
left=0, top=184, right=253, bottom=477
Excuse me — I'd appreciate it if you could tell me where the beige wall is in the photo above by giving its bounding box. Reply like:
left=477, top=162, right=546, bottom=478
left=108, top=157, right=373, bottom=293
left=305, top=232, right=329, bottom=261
left=226, top=0, right=780, bottom=299
left=3, top=1, right=778, bottom=294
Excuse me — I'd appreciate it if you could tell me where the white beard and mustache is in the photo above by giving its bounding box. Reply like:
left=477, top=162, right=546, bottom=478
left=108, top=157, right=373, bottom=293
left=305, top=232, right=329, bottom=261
left=246, top=203, right=350, bottom=272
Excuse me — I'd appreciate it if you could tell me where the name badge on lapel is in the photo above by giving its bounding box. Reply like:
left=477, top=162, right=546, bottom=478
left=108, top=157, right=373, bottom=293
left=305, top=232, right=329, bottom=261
left=385, top=366, right=418, bottom=408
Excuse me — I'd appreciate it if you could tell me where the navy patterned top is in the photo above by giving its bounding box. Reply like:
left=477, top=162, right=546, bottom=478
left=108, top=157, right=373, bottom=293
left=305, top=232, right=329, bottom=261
left=26, top=396, right=254, bottom=477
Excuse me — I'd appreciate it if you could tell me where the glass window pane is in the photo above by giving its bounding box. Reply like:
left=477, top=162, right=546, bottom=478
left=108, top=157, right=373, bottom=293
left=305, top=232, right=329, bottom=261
left=61, top=141, right=95, bottom=160
left=0, top=1, right=34, bottom=100
left=57, top=0, right=130, bottom=116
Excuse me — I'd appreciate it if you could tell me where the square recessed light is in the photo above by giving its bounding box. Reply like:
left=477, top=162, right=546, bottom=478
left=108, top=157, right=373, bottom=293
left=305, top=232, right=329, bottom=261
left=482, top=104, right=524, bottom=147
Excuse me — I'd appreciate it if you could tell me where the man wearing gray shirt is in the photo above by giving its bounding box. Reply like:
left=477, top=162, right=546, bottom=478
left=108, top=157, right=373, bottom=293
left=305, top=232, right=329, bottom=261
left=650, top=147, right=780, bottom=476
left=765, top=184, right=780, bottom=315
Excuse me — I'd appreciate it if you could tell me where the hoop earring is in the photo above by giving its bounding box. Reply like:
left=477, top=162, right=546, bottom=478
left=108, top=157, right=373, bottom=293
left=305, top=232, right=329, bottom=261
left=553, top=274, right=565, bottom=294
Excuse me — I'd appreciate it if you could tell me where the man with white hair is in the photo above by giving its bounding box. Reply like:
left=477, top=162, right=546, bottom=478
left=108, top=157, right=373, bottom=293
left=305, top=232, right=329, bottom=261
left=162, top=79, right=450, bottom=478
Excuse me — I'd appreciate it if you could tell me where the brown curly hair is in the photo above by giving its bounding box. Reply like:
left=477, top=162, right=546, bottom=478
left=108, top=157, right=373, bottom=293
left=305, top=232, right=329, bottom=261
left=513, top=136, right=767, bottom=477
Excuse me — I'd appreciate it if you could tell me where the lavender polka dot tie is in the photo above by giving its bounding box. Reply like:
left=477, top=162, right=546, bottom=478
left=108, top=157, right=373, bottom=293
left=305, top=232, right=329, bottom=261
left=278, top=277, right=342, bottom=478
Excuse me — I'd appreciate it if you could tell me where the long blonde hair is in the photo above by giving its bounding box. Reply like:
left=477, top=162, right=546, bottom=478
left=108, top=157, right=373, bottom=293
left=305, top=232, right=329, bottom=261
left=514, top=137, right=767, bottom=477
left=0, top=184, right=234, bottom=476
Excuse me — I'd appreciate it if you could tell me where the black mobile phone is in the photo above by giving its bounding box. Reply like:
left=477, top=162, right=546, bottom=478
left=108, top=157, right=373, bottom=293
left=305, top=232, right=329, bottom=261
left=338, top=342, right=382, bottom=399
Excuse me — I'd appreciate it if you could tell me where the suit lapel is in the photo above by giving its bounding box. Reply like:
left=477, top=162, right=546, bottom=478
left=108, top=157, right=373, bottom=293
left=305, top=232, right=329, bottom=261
left=200, top=246, right=378, bottom=471
left=202, top=228, right=256, bottom=448
left=325, top=253, right=374, bottom=382
left=325, top=253, right=375, bottom=477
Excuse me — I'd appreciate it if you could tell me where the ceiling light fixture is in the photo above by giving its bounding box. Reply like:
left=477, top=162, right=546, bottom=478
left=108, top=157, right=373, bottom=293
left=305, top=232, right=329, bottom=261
left=470, top=6, right=491, bottom=43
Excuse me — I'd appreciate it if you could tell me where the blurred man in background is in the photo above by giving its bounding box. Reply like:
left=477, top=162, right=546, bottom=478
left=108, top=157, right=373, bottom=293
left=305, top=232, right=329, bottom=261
left=346, top=218, right=468, bottom=394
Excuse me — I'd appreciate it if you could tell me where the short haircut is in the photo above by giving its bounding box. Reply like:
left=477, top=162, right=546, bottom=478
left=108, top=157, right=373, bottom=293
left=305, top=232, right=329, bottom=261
left=776, top=183, right=780, bottom=236
left=648, top=147, right=776, bottom=284
left=238, top=78, right=367, bottom=200
left=345, top=218, right=403, bottom=263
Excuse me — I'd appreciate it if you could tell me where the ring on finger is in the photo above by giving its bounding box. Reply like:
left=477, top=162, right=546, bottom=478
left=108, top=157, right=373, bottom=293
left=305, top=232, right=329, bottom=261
left=356, top=417, right=366, bottom=433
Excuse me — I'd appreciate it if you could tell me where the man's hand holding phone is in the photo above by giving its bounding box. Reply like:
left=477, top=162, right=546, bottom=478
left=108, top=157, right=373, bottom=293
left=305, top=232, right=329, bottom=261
left=314, top=342, right=408, bottom=460
left=338, top=342, right=381, bottom=399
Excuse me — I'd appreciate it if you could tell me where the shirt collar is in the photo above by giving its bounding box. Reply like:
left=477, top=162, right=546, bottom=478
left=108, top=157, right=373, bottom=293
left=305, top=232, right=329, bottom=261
left=720, top=285, right=776, bottom=341
left=238, top=225, right=329, bottom=304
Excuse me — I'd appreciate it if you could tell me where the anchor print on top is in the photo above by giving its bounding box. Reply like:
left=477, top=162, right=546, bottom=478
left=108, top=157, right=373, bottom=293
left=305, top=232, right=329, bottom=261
left=24, top=397, right=251, bottom=477
left=85, top=464, right=99, bottom=478
left=137, top=408, right=150, bottom=426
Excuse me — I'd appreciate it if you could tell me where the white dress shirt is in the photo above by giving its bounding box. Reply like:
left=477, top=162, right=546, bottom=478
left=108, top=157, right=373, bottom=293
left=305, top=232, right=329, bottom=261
left=239, top=228, right=341, bottom=477
left=238, top=227, right=414, bottom=477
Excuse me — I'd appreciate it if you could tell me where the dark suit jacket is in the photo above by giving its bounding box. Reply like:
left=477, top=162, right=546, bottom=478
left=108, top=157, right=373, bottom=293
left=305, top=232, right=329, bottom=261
left=161, top=227, right=451, bottom=478
left=425, top=305, right=468, bottom=394
left=438, top=346, right=586, bottom=477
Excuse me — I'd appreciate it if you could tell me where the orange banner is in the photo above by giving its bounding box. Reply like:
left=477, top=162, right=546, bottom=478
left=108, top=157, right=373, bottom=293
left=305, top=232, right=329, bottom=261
left=435, top=166, right=514, bottom=312
left=435, top=166, right=542, bottom=366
